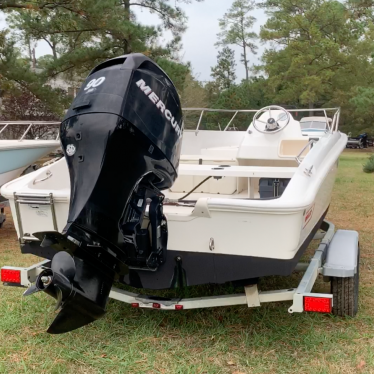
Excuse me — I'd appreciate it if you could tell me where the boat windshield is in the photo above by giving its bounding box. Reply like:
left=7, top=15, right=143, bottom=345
left=300, top=121, right=327, bottom=130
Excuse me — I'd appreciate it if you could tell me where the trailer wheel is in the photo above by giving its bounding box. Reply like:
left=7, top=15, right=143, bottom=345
left=331, top=249, right=359, bottom=317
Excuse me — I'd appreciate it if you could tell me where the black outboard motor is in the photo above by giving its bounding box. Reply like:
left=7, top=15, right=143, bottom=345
left=359, top=132, right=368, bottom=148
left=27, top=54, right=183, bottom=333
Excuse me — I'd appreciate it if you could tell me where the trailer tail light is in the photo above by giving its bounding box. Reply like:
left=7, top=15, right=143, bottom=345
left=304, top=296, right=332, bottom=313
left=152, top=303, right=161, bottom=309
left=175, top=304, right=183, bottom=310
left=131, top=303, right=139, bottom=308
left=1, top=269, right=21, bottom=284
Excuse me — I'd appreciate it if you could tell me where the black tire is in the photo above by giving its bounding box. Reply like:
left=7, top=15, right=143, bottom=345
left=331, top=248, right=359, bottom=317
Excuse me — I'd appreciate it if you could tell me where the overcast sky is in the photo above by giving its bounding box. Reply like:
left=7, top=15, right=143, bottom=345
left=0, top=0, right=268, bottom=82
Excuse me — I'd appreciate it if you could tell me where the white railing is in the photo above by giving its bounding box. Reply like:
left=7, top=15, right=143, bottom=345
left=182, top=107, right=341, bottom=134
left=0, top=121, right=60, bottom=141
left=0, top=108, right=341, bottom=139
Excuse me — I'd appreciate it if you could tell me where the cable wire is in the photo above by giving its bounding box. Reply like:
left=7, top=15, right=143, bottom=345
left=178, top=176, right=212, bottom=201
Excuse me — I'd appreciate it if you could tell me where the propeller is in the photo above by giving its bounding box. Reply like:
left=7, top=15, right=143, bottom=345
left=51, top=251, right=76, bottom=282
left=23, top=284, right=39, bottom=296
left=54, top=287, right=63, bottom=311
left=23, top=250, right=76, bottom=310
left=23, top=234, right=112, bottom=334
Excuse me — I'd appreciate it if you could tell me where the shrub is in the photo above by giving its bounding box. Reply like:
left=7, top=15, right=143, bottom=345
left=363, top=155, right=374, bottom=173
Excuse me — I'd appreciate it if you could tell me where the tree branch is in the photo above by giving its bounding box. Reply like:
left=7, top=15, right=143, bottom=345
left=129, top=2, right=174, bottom=24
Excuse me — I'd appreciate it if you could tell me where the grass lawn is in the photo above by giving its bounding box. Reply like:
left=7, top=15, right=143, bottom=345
left=1, top=150, right=374, bottom=374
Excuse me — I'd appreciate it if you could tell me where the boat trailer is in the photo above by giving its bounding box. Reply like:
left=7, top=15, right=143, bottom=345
left=0, top=196, right=8, bottom=228
left=1, top=221, right=359, bottom=317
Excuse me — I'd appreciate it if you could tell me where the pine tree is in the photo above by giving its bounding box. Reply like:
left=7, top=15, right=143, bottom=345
left=259, top=0, right=372, bottom=106
left=211, top=47, right=237, bottom=90
left=216, top=0, right=257, bottom=81
left=0, top=0, right=202, bottom=113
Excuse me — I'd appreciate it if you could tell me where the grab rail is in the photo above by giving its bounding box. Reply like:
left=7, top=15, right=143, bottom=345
left=195, top=110, right=205, bottom=135
left=295, top=139, right=317, bottom=165
left=0, top=121, right=60, bottom=141
left=183, top=107, right=341, bottom=134
left=223, top=111, right=238, bottom=131
left=33, top=170, right=53, bottom=185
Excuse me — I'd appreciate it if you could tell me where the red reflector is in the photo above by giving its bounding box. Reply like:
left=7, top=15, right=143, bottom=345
left=131, top=303, right=139, bottom=308
left=175, top=304, right=183, bottom=310
left=304, top=296, right=332, bottom=313
left=153, top=303, right=161, bottom=309
left=1, top=269, right=21, bottom=283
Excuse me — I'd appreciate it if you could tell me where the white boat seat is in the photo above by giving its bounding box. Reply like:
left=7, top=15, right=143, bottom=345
left=173, top=150, right=239, bottom=194
left=171, top=164, right=297, bottom=195
left=279, top=139, right=310, bottom=158
left=178, top=164, right=297, bottom=178
left=201, top=146, right=238, bottom=159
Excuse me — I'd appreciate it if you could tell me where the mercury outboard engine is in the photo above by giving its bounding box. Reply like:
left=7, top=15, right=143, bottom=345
left=26, top=54, right=183, bottom=333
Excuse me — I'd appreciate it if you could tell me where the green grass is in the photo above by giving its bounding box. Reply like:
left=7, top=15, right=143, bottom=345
left=1, top=150, right=374, bottom=374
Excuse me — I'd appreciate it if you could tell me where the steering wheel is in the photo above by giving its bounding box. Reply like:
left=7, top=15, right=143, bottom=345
left=252, top=105, right=291, bottom=134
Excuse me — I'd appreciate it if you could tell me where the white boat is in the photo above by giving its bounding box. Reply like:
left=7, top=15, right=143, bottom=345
left=300, top=116, right=332, bottom=138
left=0, top=121, right=60, bottom=186
left=2, top=106, right=346, bottom=287
left=0, top=55, right=348, bottom=333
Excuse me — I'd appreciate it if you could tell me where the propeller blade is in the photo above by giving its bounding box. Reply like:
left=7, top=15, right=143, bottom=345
left=54, top=287, right=63, bottom=311
left=23, top=284, right=40, bottom=296
left=51, top=251, right=76, bottom=281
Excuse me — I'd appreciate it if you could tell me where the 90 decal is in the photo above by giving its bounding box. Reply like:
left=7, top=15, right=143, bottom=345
left=84, top=77, right=106, bottom=91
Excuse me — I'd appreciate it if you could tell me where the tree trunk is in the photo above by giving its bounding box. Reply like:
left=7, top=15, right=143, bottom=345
left=241, top=15, right=249, bottom=82
left=27, top=39, right=32, bottom=62
left=309, top=101, right=314, bottom=117
left=243, top=44, right=249, bottom=81
left=123, top=0, right=131, bottom=54
left=52, top=44, right=57, bottom=60
left=32, top=48, right=36, bottom=69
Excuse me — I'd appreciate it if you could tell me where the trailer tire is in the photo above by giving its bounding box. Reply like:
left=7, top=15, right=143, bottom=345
left=331, top=249, right=359, bottom=317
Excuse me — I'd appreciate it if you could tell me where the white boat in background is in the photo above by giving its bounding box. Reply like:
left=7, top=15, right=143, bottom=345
left=300, top=116, right=332, bottom=138
left=0, top=121, right=60, bottom=186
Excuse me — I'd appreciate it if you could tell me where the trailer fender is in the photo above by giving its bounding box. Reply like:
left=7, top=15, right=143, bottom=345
left=323, top=230, right=359, bottom=278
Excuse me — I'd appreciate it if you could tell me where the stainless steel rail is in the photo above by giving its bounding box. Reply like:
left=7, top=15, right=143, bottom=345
left=295, top=139, right=317, bottom=164
left=0, top=121, right=60, bottom=141
left=183, top=107, right=341, bottom=134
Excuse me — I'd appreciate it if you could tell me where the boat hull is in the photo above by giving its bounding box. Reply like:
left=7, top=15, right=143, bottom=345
left=20, top=209, right=328, bottom=289
left=0, top=142, right=59, bottom=186
left=0, top=167, right=26, bottom=187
